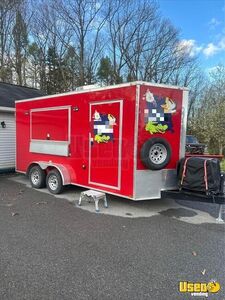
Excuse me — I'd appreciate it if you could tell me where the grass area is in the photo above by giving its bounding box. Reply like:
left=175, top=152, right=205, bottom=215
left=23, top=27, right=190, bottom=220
left=221, top=159, right=225, bottom=172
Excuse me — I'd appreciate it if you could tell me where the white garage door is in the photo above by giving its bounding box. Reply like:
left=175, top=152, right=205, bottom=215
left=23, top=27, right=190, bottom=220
left=0, top=112, right=15, bottom=170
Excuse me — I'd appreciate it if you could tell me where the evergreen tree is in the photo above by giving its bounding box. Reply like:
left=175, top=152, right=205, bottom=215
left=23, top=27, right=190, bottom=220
left=97, top=56, right=114, bottom=85
left=46, top=46, right=65, bottom=94
left=12, top=11, right=28, bottom=85
left=64, top=46, right=79, bottom=90
left=28, top=43, right=41, bottom=88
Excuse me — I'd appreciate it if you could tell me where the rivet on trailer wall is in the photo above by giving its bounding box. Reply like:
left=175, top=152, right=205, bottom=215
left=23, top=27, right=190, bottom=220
left=1, top=121, right=6, bottom=128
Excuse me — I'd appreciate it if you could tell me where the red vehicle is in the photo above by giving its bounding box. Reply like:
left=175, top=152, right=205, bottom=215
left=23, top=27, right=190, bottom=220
left=16, top=82, right=188, bottom=200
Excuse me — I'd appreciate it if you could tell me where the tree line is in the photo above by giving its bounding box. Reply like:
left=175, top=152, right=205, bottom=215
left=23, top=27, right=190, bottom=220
left=188, top=65, right=225, bottom=155
left=1, top=0, right=199, bottom=93
left=0, top=0, right=224, bottom=154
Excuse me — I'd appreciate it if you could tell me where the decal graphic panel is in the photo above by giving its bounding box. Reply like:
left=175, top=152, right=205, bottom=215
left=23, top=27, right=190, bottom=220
left=143, top=89, right=177, bottom=134
left=92, top=110, right=116, bottom=143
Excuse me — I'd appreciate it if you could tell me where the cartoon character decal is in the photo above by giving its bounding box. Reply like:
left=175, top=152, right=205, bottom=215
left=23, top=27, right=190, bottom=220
left=143, top=89, right=177, bottom=134
left=92, top=110, right=116, bottom=143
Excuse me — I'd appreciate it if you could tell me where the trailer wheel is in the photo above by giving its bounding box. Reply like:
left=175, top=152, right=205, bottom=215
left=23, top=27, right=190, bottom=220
left=46, top=169, right=63, bottom=194
left=29, top=165, right=46, bottom=188
left=140, top=137, right=171, bottom=170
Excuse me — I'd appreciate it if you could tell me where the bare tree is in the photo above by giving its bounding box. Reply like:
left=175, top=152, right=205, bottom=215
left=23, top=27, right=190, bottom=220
left=12, top=10, right=28, bottom=85
left=56, top=0, right=108, bottom=86
left=29, top=0, right=73, bottom=92
left=0, top=0, right=22, bottom=82
left=188, top=65, right=225, bottom=154
left=104, top=0, right=196, bottom=85
left=0, top=0, right=204, bottom=101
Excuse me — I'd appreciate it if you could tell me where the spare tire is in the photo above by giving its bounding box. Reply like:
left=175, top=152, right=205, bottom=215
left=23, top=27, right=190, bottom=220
left=140, top=137, right=172, bottom=170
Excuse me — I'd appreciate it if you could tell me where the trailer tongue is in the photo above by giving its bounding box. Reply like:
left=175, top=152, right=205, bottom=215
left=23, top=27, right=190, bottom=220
left=161, top=189, right=225, bottom=222
left=162, top=156, right=225, bottom=222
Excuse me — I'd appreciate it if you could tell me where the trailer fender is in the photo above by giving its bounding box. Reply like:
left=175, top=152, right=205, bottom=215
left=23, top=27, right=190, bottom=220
left=28, top=162, right=71, bottom=185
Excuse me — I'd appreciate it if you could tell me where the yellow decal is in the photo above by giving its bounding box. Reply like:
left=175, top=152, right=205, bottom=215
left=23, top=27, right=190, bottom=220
left=94, top=134, right=110, bottom=143
left=179, top=281, right=220, bottom=297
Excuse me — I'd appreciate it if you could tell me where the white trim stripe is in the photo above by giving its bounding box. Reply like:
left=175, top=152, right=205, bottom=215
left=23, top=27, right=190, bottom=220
left=133, top=84, right=140, bottom=198
left=30, top=106, right=71, bottom=112
left=15, top=81, right=189, bottom=104
left=179, top=90, right=189, bottom=159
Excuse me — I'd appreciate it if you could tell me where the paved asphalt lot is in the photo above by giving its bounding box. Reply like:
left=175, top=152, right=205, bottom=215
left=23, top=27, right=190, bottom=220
left=0, top=174, right=225, bottom=300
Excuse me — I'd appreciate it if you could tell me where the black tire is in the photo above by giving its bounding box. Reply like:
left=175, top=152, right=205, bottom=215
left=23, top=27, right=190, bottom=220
left=29, top=165, right=46, bottom=188
left=140, top=137, right=172, bottom=170
left=46, top=169, right=64, bottom=194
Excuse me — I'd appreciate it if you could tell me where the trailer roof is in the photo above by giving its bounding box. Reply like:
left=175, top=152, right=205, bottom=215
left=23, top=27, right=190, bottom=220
left=0, top=82, right=45, bottom=108
left=15, top=81, right=189, bottom=104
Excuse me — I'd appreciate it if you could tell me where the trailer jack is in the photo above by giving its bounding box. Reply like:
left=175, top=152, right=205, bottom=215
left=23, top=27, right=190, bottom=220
left=216, top=204, right=225, bottom=223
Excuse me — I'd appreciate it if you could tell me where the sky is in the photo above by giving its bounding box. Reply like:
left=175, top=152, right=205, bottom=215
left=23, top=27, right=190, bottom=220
left=157, top=0, right=225, bottom=72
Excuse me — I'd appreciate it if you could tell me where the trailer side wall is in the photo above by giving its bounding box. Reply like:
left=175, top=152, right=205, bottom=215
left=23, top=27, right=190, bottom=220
left=16, top=86, right=136, bottom=198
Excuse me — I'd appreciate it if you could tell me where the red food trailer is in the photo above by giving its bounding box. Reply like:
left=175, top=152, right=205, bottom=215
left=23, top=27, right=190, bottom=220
left=15, top=82, right=188, bottom=200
